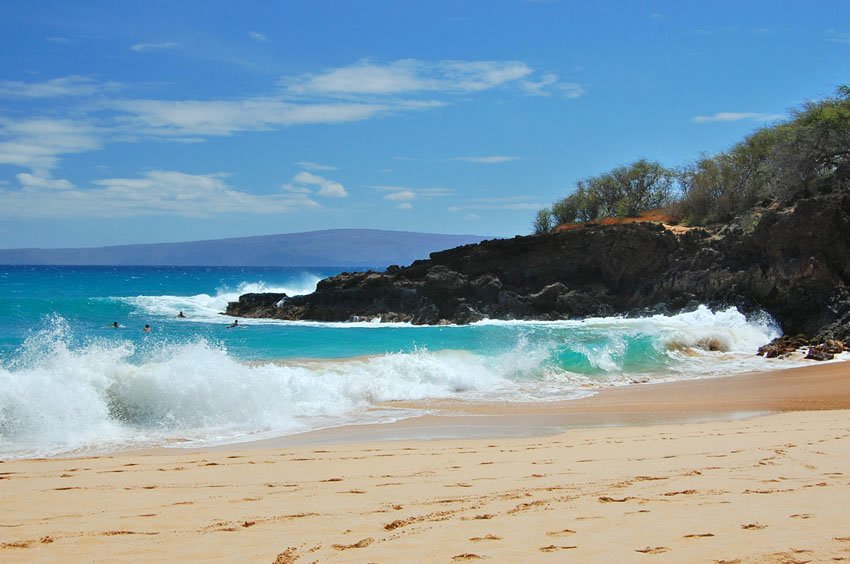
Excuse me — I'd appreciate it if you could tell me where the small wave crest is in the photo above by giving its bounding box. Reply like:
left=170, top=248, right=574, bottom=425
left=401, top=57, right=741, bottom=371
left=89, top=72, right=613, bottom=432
left=113, top=277, right=322, bottom=322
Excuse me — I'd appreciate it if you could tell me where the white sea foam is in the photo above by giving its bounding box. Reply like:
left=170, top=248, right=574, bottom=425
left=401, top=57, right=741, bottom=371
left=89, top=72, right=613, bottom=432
left=0, top=317, right=571, bottom=458
left=0, top=307, right=822, bottom=459
left=114, top=277, right=322, bottom=322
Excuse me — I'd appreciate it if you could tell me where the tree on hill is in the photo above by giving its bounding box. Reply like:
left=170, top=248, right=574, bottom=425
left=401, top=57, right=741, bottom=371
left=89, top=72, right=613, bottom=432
left=534, top=160, right=674, bottom=233
left=678, top=85, right=850, bottom=224
left=535, top=85, right=850, bottom=233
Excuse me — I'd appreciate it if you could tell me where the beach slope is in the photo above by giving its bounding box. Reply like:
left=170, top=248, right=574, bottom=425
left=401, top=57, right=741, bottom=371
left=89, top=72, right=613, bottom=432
left=1, top=364, right=849, bottom=562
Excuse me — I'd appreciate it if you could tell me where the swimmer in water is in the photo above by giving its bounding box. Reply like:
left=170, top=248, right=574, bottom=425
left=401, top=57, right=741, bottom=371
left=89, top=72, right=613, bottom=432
left=177, top=311, right=186, bottom=318
left=144, top=324, right=151, bottom=333
left=227, top=319, right=239, bottom=328
left=111, top=321, right=119, bottom=328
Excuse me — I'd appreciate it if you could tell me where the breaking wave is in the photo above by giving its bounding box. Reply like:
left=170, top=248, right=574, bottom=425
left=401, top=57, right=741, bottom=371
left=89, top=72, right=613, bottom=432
left=112, top=277, right=322, bottom=322
left=0, top=307, right=808, bottom=458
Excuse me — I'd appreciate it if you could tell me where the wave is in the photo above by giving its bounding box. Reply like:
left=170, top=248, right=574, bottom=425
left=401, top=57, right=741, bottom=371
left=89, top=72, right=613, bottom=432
left=0, top=307, right=814, bottom=458
left=0, top=316, right=580, bottom=458
left=112, top=277, right=322, bottom=322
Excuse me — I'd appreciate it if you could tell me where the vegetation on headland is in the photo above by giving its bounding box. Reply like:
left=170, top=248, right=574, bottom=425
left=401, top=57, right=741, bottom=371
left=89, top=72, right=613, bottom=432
left=534, top=86, right=850, bottom=233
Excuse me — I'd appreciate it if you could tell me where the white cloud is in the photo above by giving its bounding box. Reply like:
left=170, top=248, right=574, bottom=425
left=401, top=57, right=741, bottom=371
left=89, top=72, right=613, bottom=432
left=692, top=112, right=782, bottom=124
left=288, top=60, right=429, bottom=95
left=0, top=170, right=319, bottom=218
left=281, top=184, right=312, bottom=194
left=295, top=161, right=337, bottom=171
left=0, top=118, right=100, bottom=175
left=522, top=73, right=558, bottom=95
left=464, top=213, right=481, bottom=221
left=248, top=31, right=268, bottom=42
left=826, top=30, right=850, bottom=44
left=440, top=60, right=534, bottom=92
left=396, top=202, right=413, bottom=210
left=0, top=76, right=117, bottom=98
left=448, top=195, right=543, bottom=211
left=292, top=171, right=348, bottom=198
left=285, top=59, right=554, bottom=96
left=374, top=186, right=453, bottom=200
left=0, top=58, right=577, bottom=178
left=16, top=173, right=75, bottom=190
left=130, top=41, right=180, bottom=53
left=453, top=155, right=520, bottom=164
left=112, top=98, right=389, bottom=137
left=522, top=74, right=584, bottom=99
left=557, top=82, right=585, bottom=99
left=383, top=190, right=416, bottom=201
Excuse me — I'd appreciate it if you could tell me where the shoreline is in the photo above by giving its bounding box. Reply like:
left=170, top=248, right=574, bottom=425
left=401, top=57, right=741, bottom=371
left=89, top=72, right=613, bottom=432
left=226, top=359, right=850, bottom=449
left=1, top=360, right=849, bottom=561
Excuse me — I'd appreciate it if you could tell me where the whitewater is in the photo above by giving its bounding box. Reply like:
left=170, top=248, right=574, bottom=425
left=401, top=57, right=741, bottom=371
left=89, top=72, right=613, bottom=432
left=0, top=265, right=814, bottom=459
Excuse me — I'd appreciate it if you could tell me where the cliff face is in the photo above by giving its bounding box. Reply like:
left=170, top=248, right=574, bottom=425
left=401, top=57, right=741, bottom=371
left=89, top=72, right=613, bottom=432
left=227, top=192, right=850, bottom=341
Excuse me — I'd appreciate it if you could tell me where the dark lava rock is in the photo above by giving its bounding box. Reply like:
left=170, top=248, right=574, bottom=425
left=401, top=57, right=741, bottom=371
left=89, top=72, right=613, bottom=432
left=226, top=190, right=850, bottom=347
left=757, top=335, right=808, bottom=358
left=226, top=293, right=288, bottom=317
left=805, top=339, right=845, bottom=361
left=805, top=348, right=835, bottom=361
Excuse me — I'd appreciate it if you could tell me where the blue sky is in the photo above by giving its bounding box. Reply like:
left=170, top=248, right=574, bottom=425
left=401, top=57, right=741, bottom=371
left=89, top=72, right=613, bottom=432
left=0, top=0, right=848, bottom=248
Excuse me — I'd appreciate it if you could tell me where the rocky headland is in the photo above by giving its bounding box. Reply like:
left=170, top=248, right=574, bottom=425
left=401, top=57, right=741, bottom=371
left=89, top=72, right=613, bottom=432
left=227, top=192, right=850, bottom=357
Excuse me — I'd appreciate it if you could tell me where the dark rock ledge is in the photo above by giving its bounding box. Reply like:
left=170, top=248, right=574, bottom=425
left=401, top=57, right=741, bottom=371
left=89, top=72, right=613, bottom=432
left=227, top=192, right=850, bottom=359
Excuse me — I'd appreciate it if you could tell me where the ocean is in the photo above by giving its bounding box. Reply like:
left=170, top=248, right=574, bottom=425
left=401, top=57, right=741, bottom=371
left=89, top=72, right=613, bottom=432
left=0, top=265, right=804, bottom=459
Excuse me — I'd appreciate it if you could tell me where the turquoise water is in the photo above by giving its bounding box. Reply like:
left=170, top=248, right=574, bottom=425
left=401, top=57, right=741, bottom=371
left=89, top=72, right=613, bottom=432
left=0, top=265, right=793, bottom=458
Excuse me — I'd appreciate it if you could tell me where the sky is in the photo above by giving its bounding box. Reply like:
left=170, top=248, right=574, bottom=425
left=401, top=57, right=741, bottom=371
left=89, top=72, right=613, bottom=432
left=0, top=0, right=848, bottom=248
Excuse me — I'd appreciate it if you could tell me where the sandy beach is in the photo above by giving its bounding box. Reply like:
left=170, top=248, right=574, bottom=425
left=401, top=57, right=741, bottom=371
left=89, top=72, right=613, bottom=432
left=2, top=362, right=849, bottom=563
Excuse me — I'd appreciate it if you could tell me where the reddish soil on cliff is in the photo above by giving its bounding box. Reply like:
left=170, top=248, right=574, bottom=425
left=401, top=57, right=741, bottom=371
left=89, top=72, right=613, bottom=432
left=554, top=209, right=692, bottom=234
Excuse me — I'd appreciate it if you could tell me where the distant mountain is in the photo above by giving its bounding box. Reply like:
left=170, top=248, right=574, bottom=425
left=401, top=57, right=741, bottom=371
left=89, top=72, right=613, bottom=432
left=0, top=229, right=491, bottom=267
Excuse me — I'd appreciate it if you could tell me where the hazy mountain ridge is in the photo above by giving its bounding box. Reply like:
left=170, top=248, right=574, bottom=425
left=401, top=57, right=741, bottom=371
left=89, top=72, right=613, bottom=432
left=0, top=229, right=490, bottom=267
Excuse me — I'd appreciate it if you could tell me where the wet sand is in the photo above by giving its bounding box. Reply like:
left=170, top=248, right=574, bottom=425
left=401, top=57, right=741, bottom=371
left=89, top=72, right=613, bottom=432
left=1, top=361, right=849, bottom=562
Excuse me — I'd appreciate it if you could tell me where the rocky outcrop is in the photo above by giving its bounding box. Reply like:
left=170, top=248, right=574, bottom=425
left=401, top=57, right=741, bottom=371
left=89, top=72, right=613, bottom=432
left=227, top=191, right=850, bottom=348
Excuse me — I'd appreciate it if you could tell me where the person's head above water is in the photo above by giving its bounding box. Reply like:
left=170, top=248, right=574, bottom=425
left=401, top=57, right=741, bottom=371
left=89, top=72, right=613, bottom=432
left=112, top=321, right=119, bottom=328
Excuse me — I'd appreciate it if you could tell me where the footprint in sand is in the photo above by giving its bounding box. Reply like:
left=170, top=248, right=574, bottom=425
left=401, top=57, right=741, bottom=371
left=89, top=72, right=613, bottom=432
left=683, top=533, right=715, bottom=538
left=662, top=490, right=697, bottom=496
left=635, top=547, right=671, bottom=554
left=331, top=537, right=373, bottom=550
left=469, top=535, right=502, bottom=542
left=452, top=554, right=484, bottom=561
left=598, top=496, right=633, bottom=503
left=789, top=514, right=814, bottom=520
left=741, top=523, right=767, bottom=530
left=539, top=545, right=577, bottom=552
left=273, top=547, right=298, bottom=564
left=546, top=529, right=576, bottom=537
